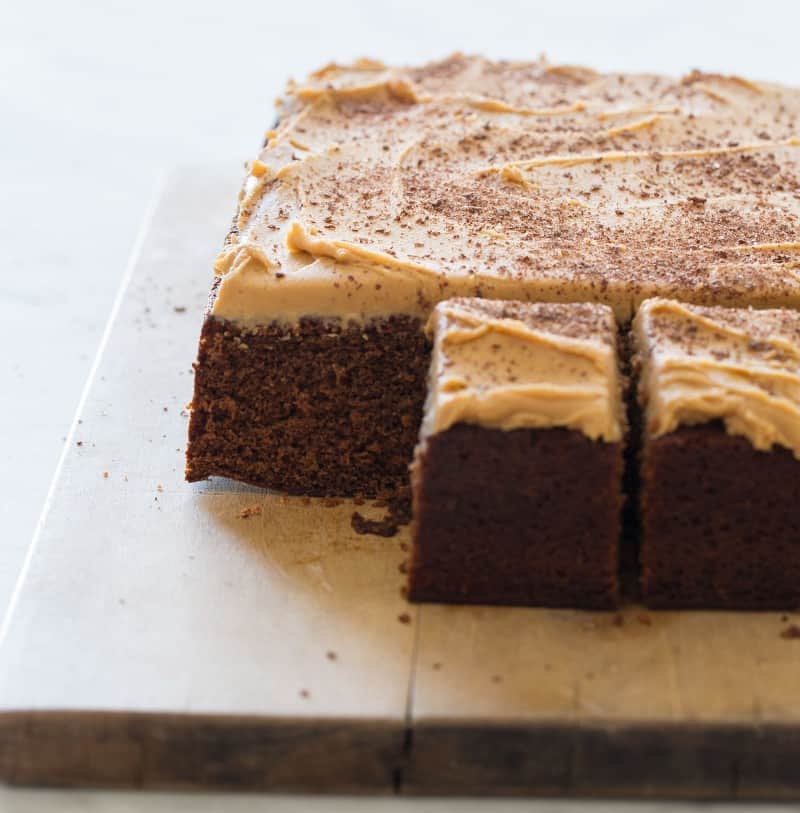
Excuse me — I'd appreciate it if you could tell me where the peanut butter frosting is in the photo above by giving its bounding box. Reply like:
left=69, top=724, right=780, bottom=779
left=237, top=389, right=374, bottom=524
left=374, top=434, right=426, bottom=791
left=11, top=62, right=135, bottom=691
left=212, top=54, right=800, bottom=325
left=634, top=298, right=800, bottom=457
left=420, top=298, right=624, bottom=442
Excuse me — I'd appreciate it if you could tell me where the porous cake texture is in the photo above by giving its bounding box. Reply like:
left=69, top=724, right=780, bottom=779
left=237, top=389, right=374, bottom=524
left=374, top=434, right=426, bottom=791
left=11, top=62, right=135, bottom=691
left=634, top=299, right=800, bottom=609
left=408, top=298, right=625, bottom=608
left=187, top=54, right=800, bottom=496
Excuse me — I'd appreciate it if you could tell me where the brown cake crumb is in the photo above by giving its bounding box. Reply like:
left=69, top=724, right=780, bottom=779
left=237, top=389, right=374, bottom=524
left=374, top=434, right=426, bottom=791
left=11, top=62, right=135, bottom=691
left=397, top=612, right=412, bottom=625
left=299, top=689, right=310, bottom=699
left=780, top=625, right=800, bottom=640
left=637, top=613, right=652, bottom=626
left=102, top=471, right=109, bottom=479
left=350, top=488, right=412, bottom=538
left=238, top=504, right=262, bottom=519
left=351, top=512, right=397, bottom=537
left=326, top=650, right=337, bottom=661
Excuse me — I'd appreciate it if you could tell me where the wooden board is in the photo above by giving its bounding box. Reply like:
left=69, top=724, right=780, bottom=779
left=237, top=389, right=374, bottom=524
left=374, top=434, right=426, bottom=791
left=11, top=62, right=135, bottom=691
left=2, top=168, right=800, bottom=799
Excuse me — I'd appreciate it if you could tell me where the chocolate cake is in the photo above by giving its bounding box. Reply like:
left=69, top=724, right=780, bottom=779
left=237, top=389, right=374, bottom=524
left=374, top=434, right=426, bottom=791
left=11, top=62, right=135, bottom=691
left=634, top=298, right=800, bottom=609
left=187, top=55, right=800, bottom=498
left=407, top=299, right=625, bottom=608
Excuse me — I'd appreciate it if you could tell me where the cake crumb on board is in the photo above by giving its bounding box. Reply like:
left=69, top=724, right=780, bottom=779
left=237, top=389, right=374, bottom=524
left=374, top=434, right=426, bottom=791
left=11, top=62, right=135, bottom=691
left=350, top=488, right=412, bottom=538
left=238, top=504, right=262, bottom=519
left=351, top=511, right=401, bottom=538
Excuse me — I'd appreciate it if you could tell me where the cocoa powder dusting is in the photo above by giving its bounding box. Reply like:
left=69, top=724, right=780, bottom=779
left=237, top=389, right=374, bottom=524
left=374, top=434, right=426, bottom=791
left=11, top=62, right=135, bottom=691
left=233, top=55, right=800, bottom=317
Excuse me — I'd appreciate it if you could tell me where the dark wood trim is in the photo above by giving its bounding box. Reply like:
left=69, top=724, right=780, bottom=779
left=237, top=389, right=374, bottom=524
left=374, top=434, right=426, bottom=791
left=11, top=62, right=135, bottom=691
left=0, top=711, right=403, bottom=792
left=401, top=720, right=800, bottom=800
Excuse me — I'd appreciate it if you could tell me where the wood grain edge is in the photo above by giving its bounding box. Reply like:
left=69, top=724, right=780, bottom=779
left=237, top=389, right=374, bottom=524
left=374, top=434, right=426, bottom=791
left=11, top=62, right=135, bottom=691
left=401, top=720, right=800, bottom=800
left=5, top=713, right=800, bottom=798
left=0, top=711, right=403, bottom=792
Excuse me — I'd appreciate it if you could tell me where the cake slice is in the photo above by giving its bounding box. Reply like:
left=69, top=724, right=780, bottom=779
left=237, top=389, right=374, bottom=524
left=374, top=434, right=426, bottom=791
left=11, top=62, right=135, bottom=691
left=634, top=298, right=800, bottom=609
left=407, top=298, right=626, bottom=608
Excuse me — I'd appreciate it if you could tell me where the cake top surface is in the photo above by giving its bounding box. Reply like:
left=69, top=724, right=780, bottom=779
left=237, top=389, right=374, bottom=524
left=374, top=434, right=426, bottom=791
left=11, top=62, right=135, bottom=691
left=420, top=298, right=624, bottom=441
left=634, top=297, right=800, bottom=456
left=212, top=54, right=800, bottom=324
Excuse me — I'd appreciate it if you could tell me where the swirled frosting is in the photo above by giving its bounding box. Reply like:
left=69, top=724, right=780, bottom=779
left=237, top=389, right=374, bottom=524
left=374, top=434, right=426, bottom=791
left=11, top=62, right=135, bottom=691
left=212, top=54, right=800, bottom=325
left=634, top=298, right=800, bottom=457
left=420, top=298, right=624, bottom=441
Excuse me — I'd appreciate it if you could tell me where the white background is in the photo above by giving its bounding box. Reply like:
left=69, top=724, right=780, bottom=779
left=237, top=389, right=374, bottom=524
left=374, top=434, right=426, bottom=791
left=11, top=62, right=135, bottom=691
left=2, top=0, right=800, bottom=810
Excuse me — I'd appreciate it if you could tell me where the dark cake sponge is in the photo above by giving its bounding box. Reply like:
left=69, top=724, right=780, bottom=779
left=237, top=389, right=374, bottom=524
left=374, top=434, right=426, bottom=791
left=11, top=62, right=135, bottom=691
left=187, top=313, right=429, bottom=496
left=409, top=424, right=623, bottom=609
left=641, top=423, right=800, bottom=610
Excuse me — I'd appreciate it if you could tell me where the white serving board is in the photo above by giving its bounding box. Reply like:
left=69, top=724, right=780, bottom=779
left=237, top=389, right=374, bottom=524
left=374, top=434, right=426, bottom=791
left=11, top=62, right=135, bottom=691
left=1, top=168, right=800, bottom=799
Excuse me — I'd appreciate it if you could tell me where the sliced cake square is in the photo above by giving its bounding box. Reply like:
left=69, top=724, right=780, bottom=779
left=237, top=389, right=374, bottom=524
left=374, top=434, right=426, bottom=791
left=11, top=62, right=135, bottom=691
left=634, top=298, right=800, bottom=609
left=407, top=298, right=626, bottom=608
